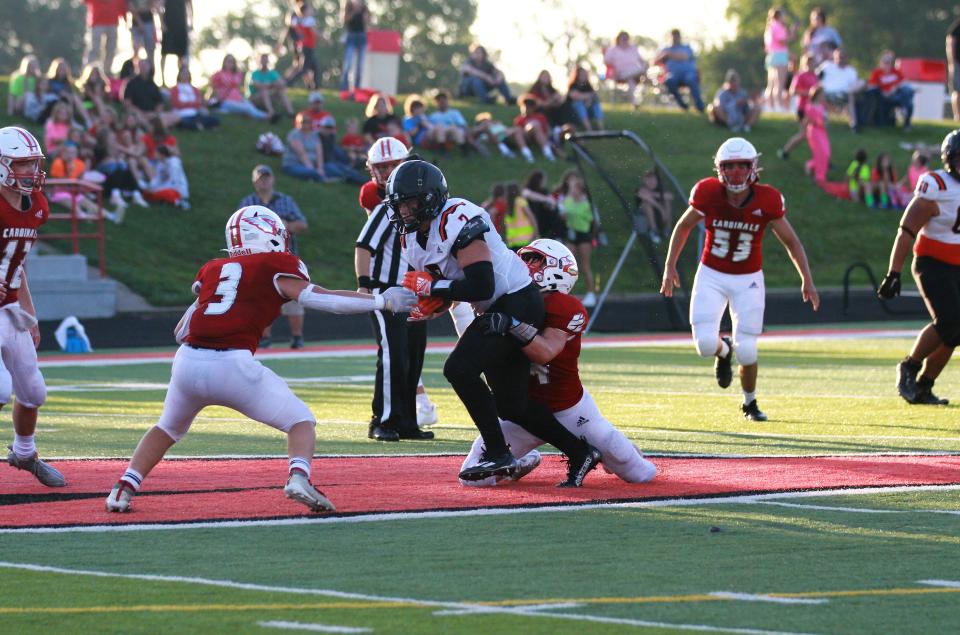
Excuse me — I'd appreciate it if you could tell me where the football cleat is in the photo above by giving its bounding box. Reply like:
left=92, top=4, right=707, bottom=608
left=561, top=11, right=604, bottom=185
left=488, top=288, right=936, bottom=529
left=741, top=399, right=768, bottom=422
left=284, top=471, right=336, bottom=512
left=6, top=446, right=66, bottom=487
left=416, top=402, right=439, bottom=428
left=105, top=481, right=135, bottom=512
left=557, top=444, right=602, bottom=488
left=458, top=450, right=517, bottom=482
left=896, top=360, right=920, bottom=403
left=398, top=428, right=435, bottom=440
left=910, top=386, right=949, bottom=406
left=715, top=336, right=734, bottom=389
left=505, top=450, right=542, bottom=482
left=368, top=422, right=400, bottom=442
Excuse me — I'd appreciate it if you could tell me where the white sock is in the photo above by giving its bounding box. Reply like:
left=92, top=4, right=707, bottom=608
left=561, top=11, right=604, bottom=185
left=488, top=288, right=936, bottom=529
left=497, top=142, right=511, bottom=155
left=120, top=468, right=144, bottom=491
left=718, top=339, right=730, bottom=358
left=543, top=145, right=556, bottom=160
left=12, top=433, right=35, bottom=458
left=743, top=391, right=756, bottom=405
left=288, top=457, right=311, bottom=478
left=521, top=147, right=534, bottom=161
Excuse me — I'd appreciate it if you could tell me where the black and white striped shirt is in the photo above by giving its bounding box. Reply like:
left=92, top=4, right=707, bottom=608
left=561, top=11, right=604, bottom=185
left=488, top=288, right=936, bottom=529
left=355, top=203, right=407, bottom=288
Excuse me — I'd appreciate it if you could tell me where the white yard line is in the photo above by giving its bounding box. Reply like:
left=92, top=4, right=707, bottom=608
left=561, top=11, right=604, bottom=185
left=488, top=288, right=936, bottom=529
left=0, top=561, right=822, bottom=635
left=433, top=602, right=584, bottom=616
left=258, top=621, right=372, bottom=633
left=2, top=484, right=959, bottom=535
left=757, top=502, right=960, bottom=515
left=708, top=592, right=827, bottom=605
left=918, top=580, right=960, bottom=588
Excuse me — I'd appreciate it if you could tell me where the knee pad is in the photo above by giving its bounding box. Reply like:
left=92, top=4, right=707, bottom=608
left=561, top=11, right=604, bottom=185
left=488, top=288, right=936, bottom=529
left=934, top=321, right=960, bottom=348
left=734, top=330, right=759, bottom=366
left=14, top=369, right=45, bottom=408
left=691, top=323, right=718, bottom=358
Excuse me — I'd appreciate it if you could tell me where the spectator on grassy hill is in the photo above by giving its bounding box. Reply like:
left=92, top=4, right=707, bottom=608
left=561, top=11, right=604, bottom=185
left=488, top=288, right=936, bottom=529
left=92, top=125, right=150, bottom=210
left=472, top=111, right=531, bottom=161
left=503, top=181, right=539, bottom=250
left=634, top=168, right=674, bottom=244
left=871, top=153, right=906, bottom=210
left=239, top=164, right=310, bottom=349
left=209, top=54, right=269, bottom=121
left=250, top=53, right=295, bottom=122
left=818, top=48, right=863, bottom=132
left=142, top=118, right=178, bottom=162
left=403, top=95, right=446, bottom=149
left=8, top=55, right=43, bottom=119
left=297, top=91, right=331, bottom=132
left=776, top=54, right=818, bottom=160
left=141, top=144, right=189, bottom=208
left=77, top=63, right=111, bottom=120
left=160, top=0, right=191, bottom=87
left=803, top=87, right=831, bottom=184
left=763, top=7, right=795, bottom=113
left=169, top=67, right=220, bottom=130
left=48, top=142, right=103, bottom=218
left=522, top=169, right=563, bottom=239
left=846, top=148, right=872, bottom=205
left=529, top=70, right=579, bottom=136
left=116, top=112, right=155, bottom=183
left=362, top=93, right=401, bottom=145
left=285, top=0, right=321, bottom=90
left=44, top=59, right=91, bottom=126
left=341, top=0, right=370, bottom=92
left=654, top=29, right=705, bottom=113
left=708, top=69, right=761, bottom=134
left=514, top=94, right=556, bottom=162
left=481, top=182, right=507, bottom=235
left=283, top=112, right=328, bottom=181
left=426, top=90, right=469, bottom=152
left=316, top=116, right=367, bottom=184
left=567, top=66, right=604, bottom=131
left=458, top=44, right=515, bottom=104
left=129, top=1, right=159, bottom=73
left=899, top=150, right=930, bottom=195
left=339, top=117, right=367, bottom=164
left=603, top=31, right=648, bottom=110
left=122, top=58, right=181, bottom=128
left=44, top=102, right=75, bottom=157
left=84, top=0, right=125, bottom=75
left=866, top=50, right=915, bottom=132
left=802, top=6, right=842, bottom=67
left=556, top=170, right=596, bottom=307
left=949, top=16, right=960, bottom=120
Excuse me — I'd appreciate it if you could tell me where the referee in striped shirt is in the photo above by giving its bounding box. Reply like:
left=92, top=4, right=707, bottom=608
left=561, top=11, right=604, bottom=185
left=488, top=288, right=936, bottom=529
left=356, top=143, right=434, bottom=441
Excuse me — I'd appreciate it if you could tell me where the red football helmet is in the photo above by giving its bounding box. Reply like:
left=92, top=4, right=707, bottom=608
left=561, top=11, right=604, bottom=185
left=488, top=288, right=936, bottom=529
left=0, top=126, right=45, bottom=195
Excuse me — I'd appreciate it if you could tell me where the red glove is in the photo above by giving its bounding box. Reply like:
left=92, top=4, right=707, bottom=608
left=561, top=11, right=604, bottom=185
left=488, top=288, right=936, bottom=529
left=408, top=296, right=446, bottom=322
left=403, top=271, right=435, bottom=297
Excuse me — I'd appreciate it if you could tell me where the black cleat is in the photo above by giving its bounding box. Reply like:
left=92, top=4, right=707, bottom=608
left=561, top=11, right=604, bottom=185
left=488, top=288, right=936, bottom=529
left=290, top=335, right=305, bottom=349
left=368, top=423, right=399, bottom=442
left=458, top=451, right=517, bottom=481
left=397, top=428, right=435, bottom=440
left=557, top=443, right=602, bottom=488
left=715, top=336, right=734, bottom=389
left=896, top=359, right=920, bottom=403
left=910, top=379, right=949, bottom=406
left=741, top=399, right=768, bottom=422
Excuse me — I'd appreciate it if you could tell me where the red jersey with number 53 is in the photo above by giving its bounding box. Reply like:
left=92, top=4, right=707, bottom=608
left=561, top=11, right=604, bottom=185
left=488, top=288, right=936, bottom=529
left=528, top=291, right=589, bottom=412
left=185, top=252, right=309, bottom=353
left=689, top=178, right=785, bottom=275
left=0, top=192, right=48, bottom=306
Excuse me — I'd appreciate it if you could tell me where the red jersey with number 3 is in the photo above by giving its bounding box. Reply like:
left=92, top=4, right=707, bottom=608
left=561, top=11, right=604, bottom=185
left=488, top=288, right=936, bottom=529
left=689, top=178, right=785, bottom=274
left=528, top=292, right=589, bottom=412
left=0, top=192, right=48, bottom=306
left=185, top=252, right=309, bottom=353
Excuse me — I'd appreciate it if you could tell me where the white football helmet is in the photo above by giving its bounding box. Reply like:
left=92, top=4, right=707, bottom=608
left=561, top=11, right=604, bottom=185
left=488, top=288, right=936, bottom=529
left=518, top=239, right=579, bottom=294
left=0, top=126, right=45, bottom=195
left=714, top=137, right=759, bottom=194
left=367, top=136, right=409, bottom=186
left=224, top=205, right=289, bottom=256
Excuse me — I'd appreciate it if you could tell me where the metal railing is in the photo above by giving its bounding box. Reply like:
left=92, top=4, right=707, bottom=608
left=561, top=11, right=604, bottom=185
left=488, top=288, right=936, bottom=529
left=41, top=178, right=107, bottom=277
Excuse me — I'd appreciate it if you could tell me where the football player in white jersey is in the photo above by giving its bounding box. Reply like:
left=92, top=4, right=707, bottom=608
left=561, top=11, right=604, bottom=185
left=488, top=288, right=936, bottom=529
left=385, top=160, right=602, bottom=487
left=878, top=129, right=960, bottom=405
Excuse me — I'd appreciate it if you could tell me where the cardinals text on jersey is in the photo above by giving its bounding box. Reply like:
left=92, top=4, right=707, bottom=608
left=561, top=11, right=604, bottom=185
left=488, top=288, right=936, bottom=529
left=185, top=252, right=309, bottom=352
left=914, top=169, right=960, bottom=265
left=528, top=292, right=589, bottom=412
left=689, top=178, right=785, bottom=275
left=401, top=197, right=531, bottom=312
left=0, top=191, right=48, bottom=306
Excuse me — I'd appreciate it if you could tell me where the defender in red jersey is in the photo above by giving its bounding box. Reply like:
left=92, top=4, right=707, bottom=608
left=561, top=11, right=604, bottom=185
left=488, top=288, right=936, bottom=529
left=0, top=126, right=65, bottom=488
left=460, top=239, right=657, bottom=486
left=106, top=205, right=416, bottom=514
left=661, top=138, right=819, bottom=421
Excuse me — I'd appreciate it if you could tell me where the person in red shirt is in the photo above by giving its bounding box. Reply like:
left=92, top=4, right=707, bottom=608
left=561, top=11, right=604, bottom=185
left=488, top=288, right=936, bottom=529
left=297, top=91, right=332, bottom=133
left=866, top=50, right=915, bottom=131
left=661, top=138, right=819, bottom=421
left=460, top=238, right=657, bottom=486
left=513, top=94, right=556, bottom=161
left=105, top=205, right=416, bottom=514
left=0, top=127, right=65, bottom=488
left=84, top=0, right=126, bottom=75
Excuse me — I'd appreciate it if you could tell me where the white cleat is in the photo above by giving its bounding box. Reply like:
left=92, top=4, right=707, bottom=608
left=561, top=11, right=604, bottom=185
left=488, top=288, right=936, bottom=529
left=416, top=402, right=439, bottom=428
left=105, top=481, right=135, bottom=512
left=505, top=450, right=542, bottom=482
left=284, top=472, right=336, bottom=513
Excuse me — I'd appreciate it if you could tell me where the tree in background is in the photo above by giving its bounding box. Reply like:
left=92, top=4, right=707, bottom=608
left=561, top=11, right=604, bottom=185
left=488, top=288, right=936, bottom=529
left=699, top=0, right=960, bottom=99
left=196, top=0, right=476, bottom=94
left=0, top=0, right=85, bottom=72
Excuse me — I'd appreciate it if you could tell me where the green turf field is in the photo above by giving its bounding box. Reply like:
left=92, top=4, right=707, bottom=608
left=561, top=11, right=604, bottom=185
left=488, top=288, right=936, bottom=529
left=1, top=331, right=959, bottom=634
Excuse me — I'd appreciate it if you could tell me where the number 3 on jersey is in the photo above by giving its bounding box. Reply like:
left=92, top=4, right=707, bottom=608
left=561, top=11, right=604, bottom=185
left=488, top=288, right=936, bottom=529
left=205, top=262, right=242, bottom=315
left=0, top=239, right=34, bottom=289
left=710, top=229, right=753, bottom=262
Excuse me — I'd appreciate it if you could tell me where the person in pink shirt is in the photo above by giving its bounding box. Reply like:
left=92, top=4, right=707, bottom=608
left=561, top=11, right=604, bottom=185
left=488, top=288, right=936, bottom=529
left=803, top=87, right=830, bottom=183
left=896, top=150, right=930, bottom=203
left=763, top=8, right=795, bottom=112
left=603, top=31, right=648, bottom=109
left=44, top=102, right=73, bottom=157
left=777, top=54, right=818, bottom=160
left=208, top=54, right=268, bottom=120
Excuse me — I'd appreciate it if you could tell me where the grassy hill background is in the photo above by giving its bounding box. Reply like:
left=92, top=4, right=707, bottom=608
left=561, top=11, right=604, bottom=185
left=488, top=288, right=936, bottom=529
left=6, top=79, right=953, bottom=307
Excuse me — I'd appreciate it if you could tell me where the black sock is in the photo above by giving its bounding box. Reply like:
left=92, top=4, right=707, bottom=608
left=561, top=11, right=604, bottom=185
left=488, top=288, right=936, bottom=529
left=917, top=375, right=934, bottom=389
left=903, top=356, right=922, bottom=371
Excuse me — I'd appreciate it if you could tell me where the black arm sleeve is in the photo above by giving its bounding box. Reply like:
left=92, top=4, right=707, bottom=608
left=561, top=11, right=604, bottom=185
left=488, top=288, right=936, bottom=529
left=431, top=261, right=495, bottom=302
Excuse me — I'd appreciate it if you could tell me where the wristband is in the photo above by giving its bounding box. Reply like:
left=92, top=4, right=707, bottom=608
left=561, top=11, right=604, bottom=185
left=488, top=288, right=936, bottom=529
left=357, top=275, right=374, bottom=289
left=508, top=317, right=538, bottom=345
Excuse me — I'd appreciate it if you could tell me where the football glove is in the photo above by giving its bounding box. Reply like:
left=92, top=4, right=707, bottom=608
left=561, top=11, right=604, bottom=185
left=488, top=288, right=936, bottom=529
left=380, top=287, right=418, bottom=313
left=877, top=271, right=901, bottom=299
left=403, top=271, right=435, bottom=297
left=478, top=312, right=538, bottom=345
left=408, top=296, right=447, bottom=321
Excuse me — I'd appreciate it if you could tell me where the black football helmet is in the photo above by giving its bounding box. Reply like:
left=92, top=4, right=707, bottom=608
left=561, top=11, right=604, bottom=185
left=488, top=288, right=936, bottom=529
left=385, top=160, right=449, bottom=234
left=941, top=129, right=960, bottom=179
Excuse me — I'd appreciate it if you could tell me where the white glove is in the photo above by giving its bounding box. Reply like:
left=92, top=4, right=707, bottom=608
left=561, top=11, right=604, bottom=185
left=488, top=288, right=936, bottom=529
left=380, top=287, right=418, bottom=313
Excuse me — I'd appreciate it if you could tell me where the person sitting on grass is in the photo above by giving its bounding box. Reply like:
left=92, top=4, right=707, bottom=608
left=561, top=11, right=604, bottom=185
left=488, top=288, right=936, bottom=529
left=143, top=145, right=190, bottom=209
left=708, top=69, right=761, bottom=133
left=283, top=112, right=328, bottom=182
left=513, top=94, right=556, bottom=162
left=472, top=111, right=533, bottom=162
left=249, top=53, right=294, bottom=124
left=402, top=94, right=446, bottom=150
left=847, top=148, right=873, bottom=206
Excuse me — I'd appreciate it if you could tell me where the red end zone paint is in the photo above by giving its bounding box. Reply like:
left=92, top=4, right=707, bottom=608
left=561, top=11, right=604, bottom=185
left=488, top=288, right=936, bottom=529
left=2, top=455, right=959, bottom=529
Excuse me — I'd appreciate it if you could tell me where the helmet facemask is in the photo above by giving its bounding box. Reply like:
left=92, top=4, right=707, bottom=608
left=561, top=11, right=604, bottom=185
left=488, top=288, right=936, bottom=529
left=519, top=239, right=579, bottom=294
left=717, top=159, right=757, bottom=194
left=1, top=157, right=45, bottom=195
